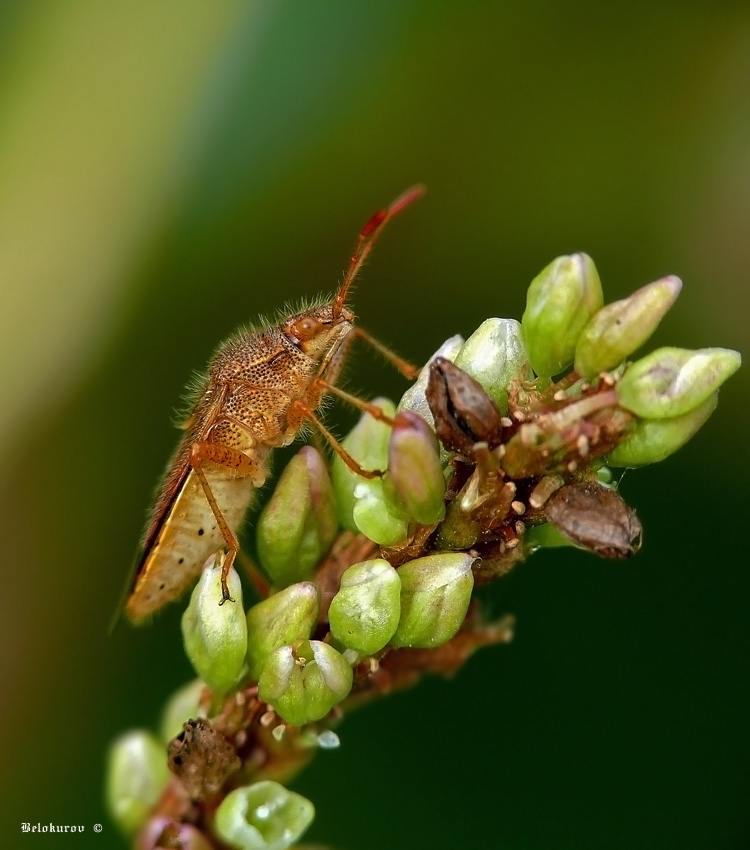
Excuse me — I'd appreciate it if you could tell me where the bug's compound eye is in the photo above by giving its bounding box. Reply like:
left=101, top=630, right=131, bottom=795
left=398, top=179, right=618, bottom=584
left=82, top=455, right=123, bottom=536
left=290, top=316, right=323, bottom=342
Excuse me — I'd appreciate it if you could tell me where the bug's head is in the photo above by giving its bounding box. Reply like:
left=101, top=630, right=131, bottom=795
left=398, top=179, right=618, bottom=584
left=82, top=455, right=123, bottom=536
left=281, top=303, right=355, bottom=362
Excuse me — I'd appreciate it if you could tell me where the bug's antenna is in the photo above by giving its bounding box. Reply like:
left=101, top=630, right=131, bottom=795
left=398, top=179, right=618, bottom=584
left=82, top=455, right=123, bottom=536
left=332, top=184, right=425, bottom=319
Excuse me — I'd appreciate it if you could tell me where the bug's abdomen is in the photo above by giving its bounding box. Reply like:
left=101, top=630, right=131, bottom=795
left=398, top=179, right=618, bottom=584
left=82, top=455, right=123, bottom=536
left=126, top=468, right=257, bottom=622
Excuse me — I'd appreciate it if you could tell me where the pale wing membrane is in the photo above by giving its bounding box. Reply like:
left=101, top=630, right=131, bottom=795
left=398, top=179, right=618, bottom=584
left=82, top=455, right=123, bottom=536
left=126, top=469, right=256, bottom=621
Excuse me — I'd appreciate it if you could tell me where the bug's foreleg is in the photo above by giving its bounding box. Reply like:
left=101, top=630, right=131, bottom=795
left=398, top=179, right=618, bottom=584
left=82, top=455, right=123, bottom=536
left=351, top=326, right=420, bottom=380
left=189, top=442, right=258, bottom=605
left=288, top=400, right=383, bottom=480
left=314, top=379, right=397, bottom=426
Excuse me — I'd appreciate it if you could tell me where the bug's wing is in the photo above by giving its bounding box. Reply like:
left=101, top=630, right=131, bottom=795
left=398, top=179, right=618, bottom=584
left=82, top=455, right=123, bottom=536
left=108, top=439, right=192, bottom=632
left=126, top=468, right=257, bottom=623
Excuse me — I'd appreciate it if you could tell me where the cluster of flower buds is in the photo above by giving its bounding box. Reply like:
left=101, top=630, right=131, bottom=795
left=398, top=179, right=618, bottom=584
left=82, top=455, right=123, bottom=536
left=330, top=397, right=448, bottom=545
left=107, top=716, right=317, bottom=849
left=109, top=253, right=739, bottom=847
left=520, top=256, right=739, bottom=468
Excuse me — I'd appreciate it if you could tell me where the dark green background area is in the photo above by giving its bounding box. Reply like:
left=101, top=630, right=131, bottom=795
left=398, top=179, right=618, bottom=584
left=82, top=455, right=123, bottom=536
left=1, top=2, right=748, bottom=848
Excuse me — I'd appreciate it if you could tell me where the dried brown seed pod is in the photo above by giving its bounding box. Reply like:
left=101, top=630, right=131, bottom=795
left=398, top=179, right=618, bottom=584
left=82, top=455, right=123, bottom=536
left=543, top=479, right=642, bottom=559
left=426, top=357, right=503, bottom=453
left=167, top=717, right=240, bottom=800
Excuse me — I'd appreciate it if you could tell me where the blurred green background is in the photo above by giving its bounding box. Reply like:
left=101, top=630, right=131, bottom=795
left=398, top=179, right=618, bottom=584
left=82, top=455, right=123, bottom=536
left=1, top=2, right=748, bottom=848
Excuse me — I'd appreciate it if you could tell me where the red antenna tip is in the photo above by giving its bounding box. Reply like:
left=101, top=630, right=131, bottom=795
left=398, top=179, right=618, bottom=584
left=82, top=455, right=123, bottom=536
left=332, top=184, right=426, bottom=318
left=387, top=184, right=426, bottom=219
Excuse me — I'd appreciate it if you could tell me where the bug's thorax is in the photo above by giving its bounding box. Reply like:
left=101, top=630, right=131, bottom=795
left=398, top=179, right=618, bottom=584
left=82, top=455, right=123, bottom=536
left=203, top=302, right=355, bottom=450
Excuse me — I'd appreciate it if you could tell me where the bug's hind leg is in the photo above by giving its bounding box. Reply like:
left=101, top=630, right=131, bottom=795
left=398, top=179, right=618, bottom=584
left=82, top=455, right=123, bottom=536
left=189, top=441, right=259, bottom=605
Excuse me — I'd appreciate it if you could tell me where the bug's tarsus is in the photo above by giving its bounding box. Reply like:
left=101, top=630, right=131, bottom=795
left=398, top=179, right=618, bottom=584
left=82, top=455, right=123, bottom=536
left=212, top=552, right=236, bottom=606
left=332, top=184, right=426, bottom=320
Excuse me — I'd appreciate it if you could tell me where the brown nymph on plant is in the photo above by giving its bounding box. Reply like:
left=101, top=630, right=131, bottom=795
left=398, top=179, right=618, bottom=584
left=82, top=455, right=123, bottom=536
left=106, top=191, right=740, bottom=850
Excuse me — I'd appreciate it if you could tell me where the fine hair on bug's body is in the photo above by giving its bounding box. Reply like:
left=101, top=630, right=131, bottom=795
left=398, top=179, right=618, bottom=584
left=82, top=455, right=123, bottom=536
left=123, top=187, right=424, bottom=624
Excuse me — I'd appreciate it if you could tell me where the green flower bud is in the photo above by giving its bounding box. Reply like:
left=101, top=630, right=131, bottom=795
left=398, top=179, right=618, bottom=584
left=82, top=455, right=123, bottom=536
left=106, top=730, right=169, bottom=836
left=435, top=499, right=482, bottom=550
left=398, top=335, right=464, bottom=428
left=257, top=447, right=338, bottom=587
left=606, top=392, right=718, bottom=467
left=392, top=553, right=475, bottom=648
left=331, top=397, right=409, bottom=545
left=245, top=582, right=319, bottom=681
left=331, top=398, right=409, bottom=546
left=328, top=559, right=401, bottom=654
left=454, top=318, right=533, bottom=413
left=522, top=253, right=604, bottom=378
left=385, top=411, right=446, bottom=525
left=617, top=347, right=741, bottom=419
left=181, top=557, right=247, bottom=695
left=574, top=275, right=682, bottom=379
left=213, top=780, right=314, bottom=850
left=258, top=641, right=353, bottom=727
left=331, top=396, right=393, bottom=525
left=351, top=491, right=409, bottom=545
left=160, top=678, right=205, bottom=743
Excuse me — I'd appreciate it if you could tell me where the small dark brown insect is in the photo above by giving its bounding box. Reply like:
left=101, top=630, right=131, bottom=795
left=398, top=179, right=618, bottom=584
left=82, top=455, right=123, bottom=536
left=123, top=187, right=423, bottom=623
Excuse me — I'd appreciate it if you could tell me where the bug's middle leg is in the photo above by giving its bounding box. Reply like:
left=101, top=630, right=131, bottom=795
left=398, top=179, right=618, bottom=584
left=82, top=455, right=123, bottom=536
left=287, top=400, right=383, bottom=479
left=189, top=441, right=258, bottom=604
